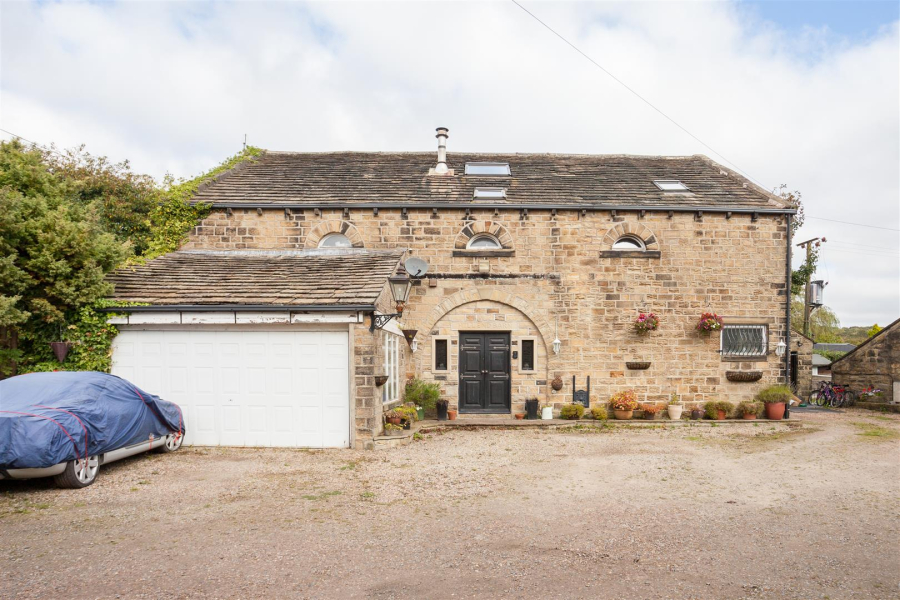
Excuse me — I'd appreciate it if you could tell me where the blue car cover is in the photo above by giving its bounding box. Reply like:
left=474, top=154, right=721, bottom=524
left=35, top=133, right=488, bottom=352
left=0, top=371, right=184, bottom=469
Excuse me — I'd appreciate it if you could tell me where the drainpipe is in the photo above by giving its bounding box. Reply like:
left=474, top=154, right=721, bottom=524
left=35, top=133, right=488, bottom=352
left=434, top=127, right=449, bottom=174
left=785, top=214, right=792, bottom=417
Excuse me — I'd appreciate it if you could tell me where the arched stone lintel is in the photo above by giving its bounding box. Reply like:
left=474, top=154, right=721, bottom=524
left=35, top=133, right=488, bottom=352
left=304, top=220, right=365, bottom=249
left=602, top=222, right=659, bottom=250
left=453, top=221, right=515, bottom=250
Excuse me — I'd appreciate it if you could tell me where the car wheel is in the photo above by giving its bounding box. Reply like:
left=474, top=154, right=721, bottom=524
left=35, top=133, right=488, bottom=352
left=157, top=433, right=183, bottom=453
left=53, top=456, right=100, bottom=489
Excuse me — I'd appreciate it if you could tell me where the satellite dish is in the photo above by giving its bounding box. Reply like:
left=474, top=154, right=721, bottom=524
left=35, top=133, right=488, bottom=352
left=404, top=257, right=429, bottom=278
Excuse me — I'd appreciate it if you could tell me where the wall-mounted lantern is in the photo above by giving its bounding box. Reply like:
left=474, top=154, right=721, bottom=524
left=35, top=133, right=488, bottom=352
left=775, top=339, right=787, bottom=357
left=552, top=337, right=562, bottom=355
left=371, top=272, right=412, bottom=332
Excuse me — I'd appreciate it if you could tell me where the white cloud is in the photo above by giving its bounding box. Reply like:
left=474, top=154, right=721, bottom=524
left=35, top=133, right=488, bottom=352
left=1, top=0, right=897, bottom=326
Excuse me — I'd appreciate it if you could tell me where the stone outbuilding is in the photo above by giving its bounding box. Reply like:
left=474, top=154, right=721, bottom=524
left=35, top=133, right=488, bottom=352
left=831, top=318, right=900, bottom=406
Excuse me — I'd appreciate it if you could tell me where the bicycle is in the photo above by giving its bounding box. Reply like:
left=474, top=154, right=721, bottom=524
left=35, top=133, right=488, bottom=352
left=808, top=381, right=857, bottom=408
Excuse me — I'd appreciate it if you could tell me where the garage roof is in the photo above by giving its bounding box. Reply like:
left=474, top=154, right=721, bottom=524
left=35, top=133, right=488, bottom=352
left=108, top=249, right=405, bottom=308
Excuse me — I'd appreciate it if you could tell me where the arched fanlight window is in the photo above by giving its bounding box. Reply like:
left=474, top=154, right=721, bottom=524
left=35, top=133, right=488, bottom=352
left=467, top=234, right=502, bottom=249
left=611, top=235, right=645, bottom=251
left=318, top=233, right=352, bottom=248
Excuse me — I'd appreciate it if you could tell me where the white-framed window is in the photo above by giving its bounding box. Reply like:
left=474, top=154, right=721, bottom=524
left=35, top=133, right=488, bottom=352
left=432, top=336, right=450, bottom=372
left=611, top=235, right=645, bottom=251
left=466, top=234, right=502, bottom=249
left=720, top=324, right=768, bottom=359
left=318, top=233, right=352, bottom=248
left=465, top=162, right=511, bottom=176
left=383, top=334, right=401, bottom=403
left=473, top=187, right=508, bottom=199
left=519, top=337, right=537, bottom=373
left=653, top=179, right=689, bottom=192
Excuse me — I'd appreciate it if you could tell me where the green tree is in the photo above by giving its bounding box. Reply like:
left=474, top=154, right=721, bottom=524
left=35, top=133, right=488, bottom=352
left=867, top=324, right=882, bottom=338
left=791, top=299, right=842, bottom=343
left=0, top=141, right=129, bottom=373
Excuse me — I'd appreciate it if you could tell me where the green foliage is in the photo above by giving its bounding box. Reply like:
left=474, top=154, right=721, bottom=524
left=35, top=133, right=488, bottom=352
left=791, top=299, right=842, bottom=343
left=404, top=377, right=441, bottom=410
left=590, top=406, right=608, bottom=420
left=755, top=385, right=793, bottom=404
left=736, top=400, right=762, bottom=417
left=395, top=405, right=418, bottom=422
left=836, top=326, right=871, bottom=345
left=560, top=404, right=585, bottom=420
left=867, top=324, right=882, bottom=338
left=814, top=349, right=847, bottom=362
left=704, top=400, right=734, bottom=419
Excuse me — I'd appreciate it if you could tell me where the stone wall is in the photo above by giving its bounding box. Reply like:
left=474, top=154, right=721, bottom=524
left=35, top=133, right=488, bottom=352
left=792, top=331, right=815, bottom=397
left=832, top=321, right=900, bottom=404
left=187, top=207, right=791, bottom=416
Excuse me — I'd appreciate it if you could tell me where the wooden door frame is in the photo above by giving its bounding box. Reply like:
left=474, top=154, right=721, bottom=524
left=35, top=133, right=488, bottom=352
left=458, top=330, right=511, bottom=414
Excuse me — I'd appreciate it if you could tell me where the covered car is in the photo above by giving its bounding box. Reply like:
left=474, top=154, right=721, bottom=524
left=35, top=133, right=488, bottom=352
left=0, top=371, right=184, bottom=488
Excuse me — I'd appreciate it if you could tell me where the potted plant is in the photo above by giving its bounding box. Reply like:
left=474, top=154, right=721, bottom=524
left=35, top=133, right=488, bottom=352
left=755, top=385, right=792, bottom=420
left=591, top=406, right=608, bottom=420
left=736, top=400, right=761, bottom=420
left=384, top=423, right=405, bottom=437
left=859, top=386, right=884, bottom=402
left=515, top=412, right=525, bottom=420
left=541, top=404, right=554, bottom=420
left=447, top=407, right=458, bottom=420
left=667, top=393, right=683, bottom=420
left=405, top=378, right=440, bottom=417
left=696, top=312, right=724, bottom=334
left=704, top=400, right=733, bottom=420
left=689, top=403, right=703, bottom=420
left=385, top=410, right=402, bottom=425
left=609, top=390, right=639, bottom=420
left=436, top=399, right=449, bottom=421
left=633, top=312, right=660, bottom=334
left=396, top=405, right=418, bottom=429
left=641, top=402, right=663, bottom=420
left=560, top=404, right=584, bottom=420
left=525, top=398, right=540, bottom=420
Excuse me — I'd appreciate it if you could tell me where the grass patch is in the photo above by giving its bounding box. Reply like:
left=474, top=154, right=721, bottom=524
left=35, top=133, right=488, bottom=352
left=340, top=462, right=357, bottom=471
left=852, top=422, right=900, bottom=440
left=302, top=491, right=342, bottom=501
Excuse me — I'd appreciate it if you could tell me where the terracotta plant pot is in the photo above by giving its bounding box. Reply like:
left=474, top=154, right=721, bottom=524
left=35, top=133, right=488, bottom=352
left=515, top=413, right=525, bottom=420
left=742, top=413, right=757, bottom=420
left=714, top=410, right=727, bottom=420
left=613, top=409, right=633, bottom=420
left=667, top=404, right=683, bottom=420
left=690, top=410, right=702, bottom=420
left=448, top=409, right=458, bottom=421
left=765, top=402, right=786, bottom=420
left=387, top=416, right=401, bottom=425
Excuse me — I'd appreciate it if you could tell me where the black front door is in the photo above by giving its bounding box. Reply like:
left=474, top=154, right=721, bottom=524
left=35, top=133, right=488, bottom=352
left=459, top=332, right=510, bottom=413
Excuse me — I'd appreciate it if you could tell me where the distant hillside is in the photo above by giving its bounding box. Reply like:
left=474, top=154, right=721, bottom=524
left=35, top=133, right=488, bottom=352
left=838, top=326, right=871, bottom=345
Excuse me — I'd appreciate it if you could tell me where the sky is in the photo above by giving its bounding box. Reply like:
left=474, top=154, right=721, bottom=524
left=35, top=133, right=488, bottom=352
left=1, top=0, right=898, bottom=327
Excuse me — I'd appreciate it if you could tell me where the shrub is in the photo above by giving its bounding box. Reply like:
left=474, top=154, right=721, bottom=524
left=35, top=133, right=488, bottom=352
left=404, top=377, right=441, bottom=410
left=640, top=403, right=663, bottom=415
left=395, top=405, right=418, bottom=422
left=704, top=400, right=734, bottom=419
left=609, top=390, right=639, bottom=411
left=590, top=406, right=608, bottom=420
left=755, top=385, right=792, bottom=404
left=669, top=393, right=682, bottom=405
left=384, top=423, right=403, bottom=432
left=736, top=400, right=762, bottom=417
left=560, top=404, right=585, bottom=420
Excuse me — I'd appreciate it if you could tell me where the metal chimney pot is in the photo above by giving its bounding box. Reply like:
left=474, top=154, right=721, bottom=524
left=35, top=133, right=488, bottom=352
left=434, top=127, right=449, bottom=174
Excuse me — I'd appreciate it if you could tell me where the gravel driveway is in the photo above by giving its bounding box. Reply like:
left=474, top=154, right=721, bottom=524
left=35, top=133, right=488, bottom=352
left=2, top=410, right=898, bottom=599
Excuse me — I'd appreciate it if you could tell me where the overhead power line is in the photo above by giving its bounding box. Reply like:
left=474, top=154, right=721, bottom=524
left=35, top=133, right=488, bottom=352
left=805, top=216, right=899, bottom=232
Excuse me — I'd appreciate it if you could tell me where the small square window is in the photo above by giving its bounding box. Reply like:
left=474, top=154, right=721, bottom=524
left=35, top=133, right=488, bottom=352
left=473, top=187, right=507, bottom=199
left=521, top=339, right=535, bottom=372
left=721, top=324, right=767, bottom=358
left=434, top=339, right=448, bottom=371
left=465, top=162, right=510, bottom=176
left=653, top=180, right=689, bottom=192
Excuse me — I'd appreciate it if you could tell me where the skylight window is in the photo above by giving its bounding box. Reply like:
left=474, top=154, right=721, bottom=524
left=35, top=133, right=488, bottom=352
left=653, top=180, right=690, bottom=192
left=465, top=162, right=511, bottom=176
left=473, top=187, right=507, bottom=200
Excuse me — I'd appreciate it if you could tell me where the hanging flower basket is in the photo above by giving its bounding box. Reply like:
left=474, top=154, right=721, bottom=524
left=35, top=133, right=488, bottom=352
left=633, top=312, right=660, bottom=334
left=625, top=361, right=651, bottom=370
left=374, top=375, right=389, bottom=387
left=726, top=370, right=763, bottom=383
left=49, top=341, right=73, bottom=363
left=696, top=312, right=724, bottom=334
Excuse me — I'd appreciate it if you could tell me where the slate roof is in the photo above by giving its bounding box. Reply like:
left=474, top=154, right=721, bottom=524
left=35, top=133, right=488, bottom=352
left=109, top=249, right=405, bottom=308
left=812, top=354, right=832, bottom=367
left=191, top=151, right=789, bottom=211
left=813, top=343, right=856, bottom=353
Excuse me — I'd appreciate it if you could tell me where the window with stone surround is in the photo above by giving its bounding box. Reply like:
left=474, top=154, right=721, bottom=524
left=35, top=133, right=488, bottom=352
left=519, top=337, right=537, bottom=372
left=433, top=337, right=449, bottom=372
left=721, top=324, right=768, bottom=359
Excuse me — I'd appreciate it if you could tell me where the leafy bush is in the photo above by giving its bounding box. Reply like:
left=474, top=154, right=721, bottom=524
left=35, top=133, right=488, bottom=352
left=395, top=405, right=418, bottom=422
left=736, top=400, right=762, bottom=417
left=590, top=406, right=608, bottom=420
left=704, top=400, right=734, bottom=419
left=609, top=390, right=639, bottom=411
left=560, top=404, right=585, bottom=420
left=404, top=377, right=441, bottom=410
left=755, top=385, right=793, bottom=404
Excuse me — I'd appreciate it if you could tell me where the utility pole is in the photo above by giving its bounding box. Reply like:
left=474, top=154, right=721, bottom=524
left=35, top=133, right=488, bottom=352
left=795, top=237, right=821, bottom=337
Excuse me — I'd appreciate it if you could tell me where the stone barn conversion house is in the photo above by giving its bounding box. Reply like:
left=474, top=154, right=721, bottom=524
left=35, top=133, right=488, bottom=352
left=831, top=318, right=900, bottom=407
left=107, top=128, right=797, bottom=449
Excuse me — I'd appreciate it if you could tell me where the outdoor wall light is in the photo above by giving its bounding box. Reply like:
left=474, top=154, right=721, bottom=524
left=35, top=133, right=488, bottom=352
left=371, top=273, right=412, bottom=332
left=775, top=339, right=787, bottom=357
left=552, top=337, right=562, bottom=355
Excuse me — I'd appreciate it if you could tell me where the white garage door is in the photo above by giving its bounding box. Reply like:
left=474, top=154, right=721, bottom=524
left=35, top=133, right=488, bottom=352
left=111, top=329, right=350, bottom=448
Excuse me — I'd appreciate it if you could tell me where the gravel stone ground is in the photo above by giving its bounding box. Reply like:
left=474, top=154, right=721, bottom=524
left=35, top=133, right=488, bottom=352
left=1, top=409, right=898, bottom=599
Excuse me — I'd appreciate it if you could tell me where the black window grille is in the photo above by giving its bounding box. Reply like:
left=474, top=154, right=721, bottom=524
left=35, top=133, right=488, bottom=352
left=721, top=325, right=767, bottom=358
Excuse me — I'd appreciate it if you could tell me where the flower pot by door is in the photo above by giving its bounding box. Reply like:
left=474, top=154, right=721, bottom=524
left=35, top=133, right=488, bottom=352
left=515, top=413, right=525, bottom=420
left=387, top=416, right=401, bottom=425
left=667, top=405, right=683, bottom=420
left=613, top=409, right=633, bottom=420
left=765, top=402, right=786, bottom=420
left=541, top=407, right=554, bottom=420
left=436, top=403, right=449, bottom=421
left=448, top=409, right=458, bottom=421
left=525, top=398, right=540, bottom=420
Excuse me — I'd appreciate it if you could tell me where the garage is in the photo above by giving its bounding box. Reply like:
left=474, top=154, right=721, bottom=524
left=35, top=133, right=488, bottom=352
left=111, top=329, right=350, bottom=448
